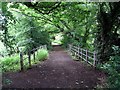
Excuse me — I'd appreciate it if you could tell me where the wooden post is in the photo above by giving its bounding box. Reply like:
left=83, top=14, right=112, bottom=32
left=93, top=51, right=96, bottom=67
left=75, top=47, right=77, bottom=58
left=73, top=48, right=75, bottom=56
left=69, top=45, right=72, bottom=53
left=77, top=47, right=79, bottom=59
left=81, top=48, right=82, bottom=60
left=78, top=48, right=80, bottom=58
left=75, top=51, right=77, bottom=58
left=20, top=52, right=24, bottom=71
left=69, top=44, right=71, bottom=53
left=70, top=45, right=72, bottom=55
left=28, top=50, right=31, bottom=67
left=86, top=49, right=88, bottom=63
left=33, top=51, right=35, bottom=62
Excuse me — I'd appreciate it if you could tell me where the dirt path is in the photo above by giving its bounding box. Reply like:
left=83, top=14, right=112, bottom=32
left=3, top=46, right=106, bottom=89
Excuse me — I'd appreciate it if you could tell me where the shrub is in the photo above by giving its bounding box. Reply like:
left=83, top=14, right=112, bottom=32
left=1, top=49, right=49, bottom=72
left=99, top=45, right=120, bottom=88
left=36, top=49, right=48, bottom=61
left=1, top=54, right=20, bottom=72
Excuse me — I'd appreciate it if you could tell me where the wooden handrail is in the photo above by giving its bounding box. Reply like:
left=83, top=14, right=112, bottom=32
left=68, top=44, right=97, bottom=67
left=19, top=45, right=47, bottom=71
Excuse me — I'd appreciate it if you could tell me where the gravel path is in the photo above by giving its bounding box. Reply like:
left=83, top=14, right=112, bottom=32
left=3, top=46, right=106, bottom=89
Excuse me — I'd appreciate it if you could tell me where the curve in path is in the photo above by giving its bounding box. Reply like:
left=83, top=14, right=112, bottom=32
left=3, top=46, right=105, bottom=89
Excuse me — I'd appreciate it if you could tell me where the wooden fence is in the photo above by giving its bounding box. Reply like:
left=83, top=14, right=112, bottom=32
left=68, top=44, right=97, bottom=67
left=19, top=45, right=47, bottom=71
left=2, top=45, right=47, bottom=72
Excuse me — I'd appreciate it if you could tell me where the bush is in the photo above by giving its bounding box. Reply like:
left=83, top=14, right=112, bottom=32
left=1, top=49, right=49, bottom=72
left=1, top=54, right=20, bottom=72
left=99, top=45, right=120, bottom=88
left=36, top=49, right=48, bottom=61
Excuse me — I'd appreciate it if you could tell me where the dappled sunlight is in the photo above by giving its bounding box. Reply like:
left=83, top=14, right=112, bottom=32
left=52, top=33, right=63, bottom=45
left=1, top=1, right=120, bottom=89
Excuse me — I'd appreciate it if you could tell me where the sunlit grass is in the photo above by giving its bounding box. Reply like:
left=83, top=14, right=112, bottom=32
left=1, top=49, right=48, bottom=72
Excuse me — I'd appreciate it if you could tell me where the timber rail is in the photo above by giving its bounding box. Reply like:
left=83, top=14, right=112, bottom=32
left=68, top=44, right=97, bottom=67
left=2, top=45, right=47, bottom=71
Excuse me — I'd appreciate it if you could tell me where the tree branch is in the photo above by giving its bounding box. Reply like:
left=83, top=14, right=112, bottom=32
left=23, top=2, right=61, bottom=14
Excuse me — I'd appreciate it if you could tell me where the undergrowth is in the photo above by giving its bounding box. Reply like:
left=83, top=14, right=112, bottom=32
left=98, top=45, right=120, bottom=88
left=1, top=49, right=48, bottom=72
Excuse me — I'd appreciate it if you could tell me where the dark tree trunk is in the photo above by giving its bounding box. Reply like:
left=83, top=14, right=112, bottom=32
left=96, top=2, right=120, bottom=63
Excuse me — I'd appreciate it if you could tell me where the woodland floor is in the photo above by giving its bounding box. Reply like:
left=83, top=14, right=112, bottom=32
left=2, top=46, right=106, bottom=89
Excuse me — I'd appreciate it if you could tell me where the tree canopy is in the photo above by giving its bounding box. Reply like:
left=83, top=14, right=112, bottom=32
left=1, top=1, right=120, bottom=88
left=0, top=2, right=120, bottom=61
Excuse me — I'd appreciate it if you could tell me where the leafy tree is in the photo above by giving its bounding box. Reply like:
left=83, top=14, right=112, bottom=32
left=96, top=2, right=120, bottom=63
left=0, top=2, right=15, bottom=55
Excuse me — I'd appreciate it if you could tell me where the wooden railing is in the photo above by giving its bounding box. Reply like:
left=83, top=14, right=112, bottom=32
left=2, top=45, right=47, bottom=72
left=68, top=44, right=97, bottom=67
left=19, top=45, right=47, bottom=71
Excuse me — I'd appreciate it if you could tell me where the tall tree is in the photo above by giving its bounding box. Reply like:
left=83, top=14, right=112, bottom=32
left=96, top=2, right=120, bottom=63
left=0, top=2, right=15, bottom=54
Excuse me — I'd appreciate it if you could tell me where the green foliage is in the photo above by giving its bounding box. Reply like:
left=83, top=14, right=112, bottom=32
left=96, top=2, right=120, bottom=63
left=1, top=2, right=98, bottom=55
left=3, top=78, right=12, bottom=85
left=61, top=35, right=73, bottom=48
left=1, top=49, right=48, bottom=72
left=1, top=3, right=52, bottom=56
left=59, top=3, right=97, bottom=51
left=0, top=2, right=16, bottom=55
left=10, top=15, right=50, bottom=51
left=99, top=45, right=120, bottom=88
left=1, top=54, right=20, bottom=72
left=36, top=49, right=48, bottom=61
left=1, top=3, right=120, bottom=88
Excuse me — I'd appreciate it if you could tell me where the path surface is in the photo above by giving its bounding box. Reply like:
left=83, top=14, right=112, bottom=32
left=3, top=46, right=106, bottom=89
